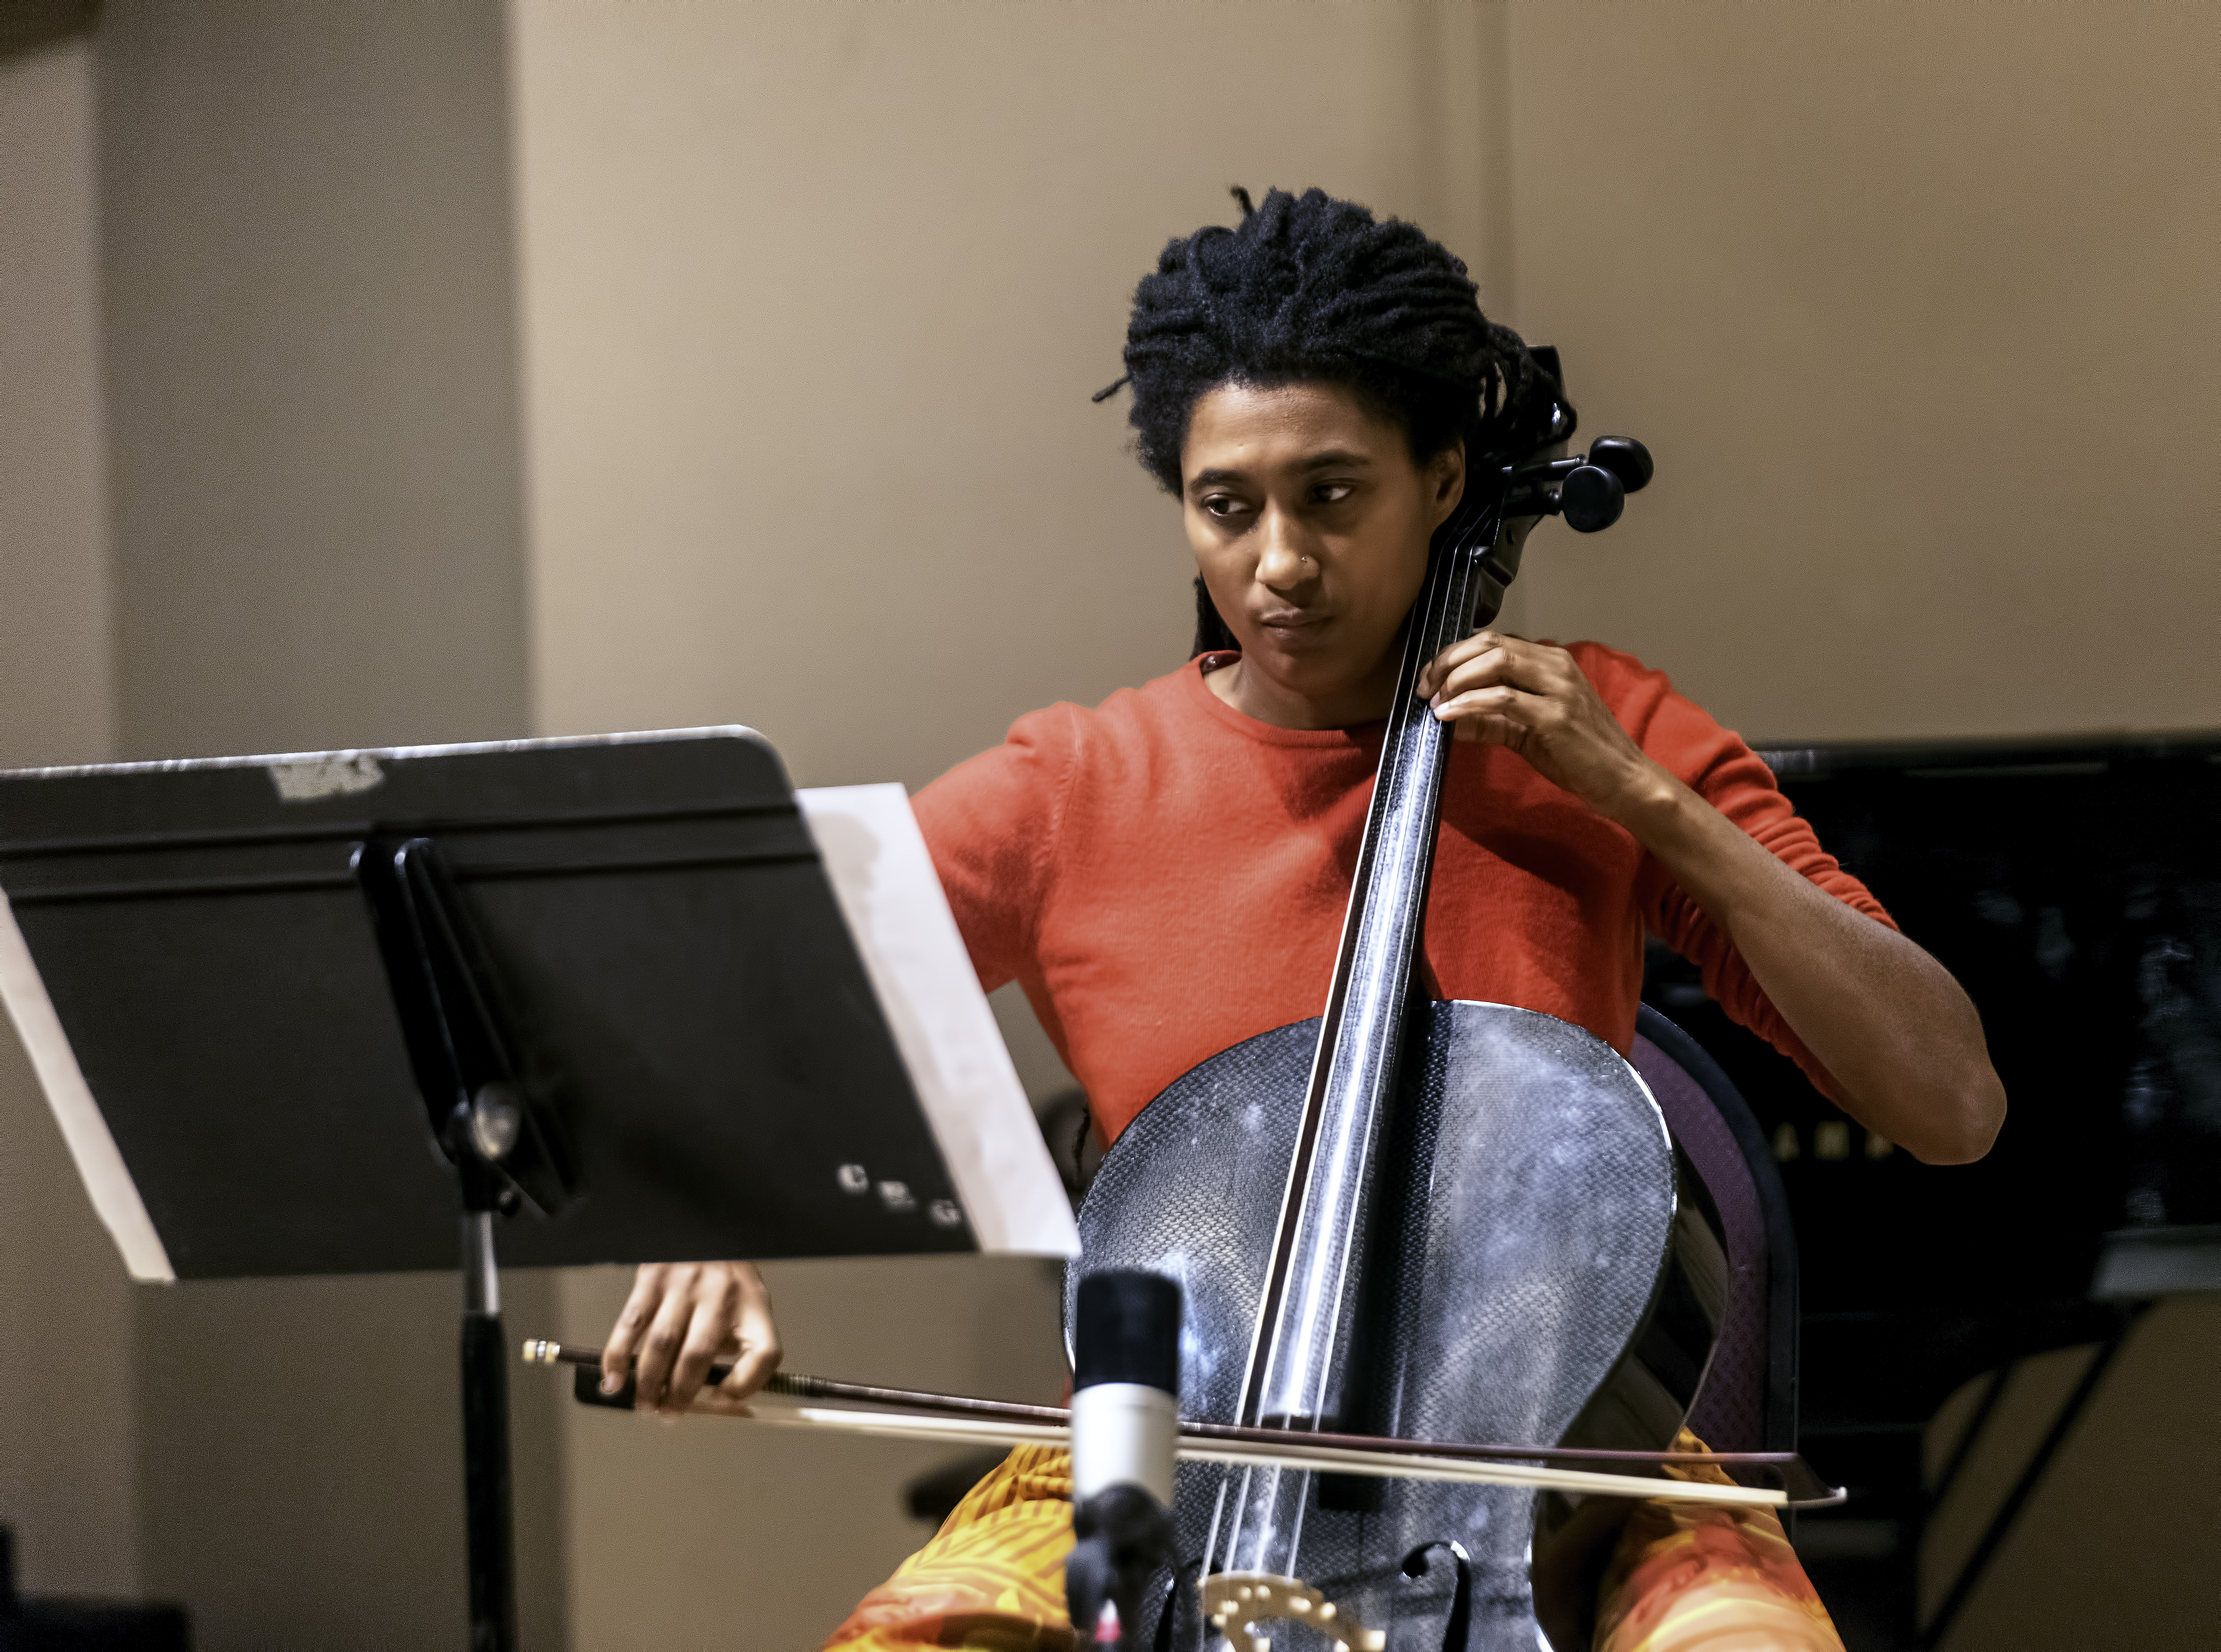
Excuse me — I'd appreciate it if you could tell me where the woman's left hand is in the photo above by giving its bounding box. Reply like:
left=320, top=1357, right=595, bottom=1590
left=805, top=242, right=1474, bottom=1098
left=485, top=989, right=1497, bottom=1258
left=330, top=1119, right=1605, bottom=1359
left=1414, top=632, right=1663, bottom=824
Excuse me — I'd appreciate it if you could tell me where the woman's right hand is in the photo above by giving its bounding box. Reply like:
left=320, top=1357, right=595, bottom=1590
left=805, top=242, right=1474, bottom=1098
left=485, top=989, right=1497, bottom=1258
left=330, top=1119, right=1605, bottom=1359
left=600, top=1260, right=782, bottom=1416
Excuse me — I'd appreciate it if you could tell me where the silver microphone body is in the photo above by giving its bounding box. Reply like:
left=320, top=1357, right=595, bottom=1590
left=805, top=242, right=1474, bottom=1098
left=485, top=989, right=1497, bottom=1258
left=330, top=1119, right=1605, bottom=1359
left=1070, top=1379, right=1177, bottom=1506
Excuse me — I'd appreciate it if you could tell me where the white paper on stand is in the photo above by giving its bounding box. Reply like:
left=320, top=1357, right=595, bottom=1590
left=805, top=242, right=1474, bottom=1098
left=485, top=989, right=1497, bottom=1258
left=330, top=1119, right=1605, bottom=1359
left=799, top=784, right=1080, bottom=1258
left=0, top=888, right=175, bottom=1281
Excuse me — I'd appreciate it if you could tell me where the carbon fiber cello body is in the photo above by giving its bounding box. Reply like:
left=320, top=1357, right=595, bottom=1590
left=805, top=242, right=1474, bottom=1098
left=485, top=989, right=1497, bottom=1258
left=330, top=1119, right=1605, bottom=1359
left=1075, top=1003, right=1704, bottom=1650
left=1066, top=414, right=1711, bottom=1650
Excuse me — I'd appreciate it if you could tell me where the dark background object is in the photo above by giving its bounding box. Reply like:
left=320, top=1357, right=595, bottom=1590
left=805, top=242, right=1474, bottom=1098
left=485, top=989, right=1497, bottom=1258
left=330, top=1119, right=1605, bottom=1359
left=0, top=1527, right=188, bottom=1652
left=1035, top=1085, right=1103, bottom=1210
left=903, top=1451, right=1011, bottom=1526
left=1642, top=730, right=2221, bottom=1651
left=0, top=0, right=94, bottom=60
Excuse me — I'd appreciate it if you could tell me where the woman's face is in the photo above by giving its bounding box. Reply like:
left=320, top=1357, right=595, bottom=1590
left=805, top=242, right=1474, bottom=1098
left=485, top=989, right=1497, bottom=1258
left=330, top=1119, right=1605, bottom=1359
left=1181, top=380, right=1464, bottom=720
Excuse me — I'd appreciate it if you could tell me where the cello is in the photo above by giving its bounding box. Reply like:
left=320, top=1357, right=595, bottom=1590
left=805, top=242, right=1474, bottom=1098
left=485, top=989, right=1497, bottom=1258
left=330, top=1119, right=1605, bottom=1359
left=1069, top=368, right=1724, bottom=1650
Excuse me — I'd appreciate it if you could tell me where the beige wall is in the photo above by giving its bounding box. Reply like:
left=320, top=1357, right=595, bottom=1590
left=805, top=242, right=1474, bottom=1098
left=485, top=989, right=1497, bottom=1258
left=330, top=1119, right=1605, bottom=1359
left=0, top=39, right=112, bottom=776
left=0, top=32, right=138, bottom=1601
left=99, top=0, right=533, bottom=760
left=1505, top=1, right=2218, bottom=741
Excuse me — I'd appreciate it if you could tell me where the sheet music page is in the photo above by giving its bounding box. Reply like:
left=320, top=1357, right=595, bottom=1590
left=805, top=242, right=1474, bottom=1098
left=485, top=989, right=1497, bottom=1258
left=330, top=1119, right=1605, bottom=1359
left=0, top=888, right=174, bottom=1281
left=798, top=784, right=1080, bottom=1258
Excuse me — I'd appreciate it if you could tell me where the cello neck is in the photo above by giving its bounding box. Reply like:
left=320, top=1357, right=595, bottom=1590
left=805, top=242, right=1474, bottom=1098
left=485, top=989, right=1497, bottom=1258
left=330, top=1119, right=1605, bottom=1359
left=1237, top=479, right=1519, bottom=1432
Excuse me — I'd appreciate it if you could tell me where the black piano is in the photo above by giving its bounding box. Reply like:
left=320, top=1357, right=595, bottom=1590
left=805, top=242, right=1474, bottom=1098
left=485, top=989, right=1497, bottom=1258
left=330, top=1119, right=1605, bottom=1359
left=1642, top=731, right=2221, bottom=1651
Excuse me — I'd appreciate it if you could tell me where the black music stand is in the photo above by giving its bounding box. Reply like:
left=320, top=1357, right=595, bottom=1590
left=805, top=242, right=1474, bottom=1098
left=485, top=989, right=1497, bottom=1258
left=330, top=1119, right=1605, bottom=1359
left=0, top=730, right=1073, bottom=1652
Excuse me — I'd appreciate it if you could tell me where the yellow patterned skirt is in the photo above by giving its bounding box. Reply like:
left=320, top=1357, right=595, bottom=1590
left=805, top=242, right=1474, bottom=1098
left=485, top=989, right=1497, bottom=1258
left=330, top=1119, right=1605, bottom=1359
left=821, top=1434, right=1841, bottom=1652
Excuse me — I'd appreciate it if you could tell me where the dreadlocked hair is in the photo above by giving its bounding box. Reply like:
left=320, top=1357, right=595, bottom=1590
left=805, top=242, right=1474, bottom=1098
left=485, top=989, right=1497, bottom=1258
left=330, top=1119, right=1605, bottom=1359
left=1111, top=187, right=1569, bottom=656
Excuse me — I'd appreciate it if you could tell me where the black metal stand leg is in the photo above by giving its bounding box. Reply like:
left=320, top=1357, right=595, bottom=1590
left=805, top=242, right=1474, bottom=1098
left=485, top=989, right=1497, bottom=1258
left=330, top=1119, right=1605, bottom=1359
left=462, top=1213, right=518, bottom=1652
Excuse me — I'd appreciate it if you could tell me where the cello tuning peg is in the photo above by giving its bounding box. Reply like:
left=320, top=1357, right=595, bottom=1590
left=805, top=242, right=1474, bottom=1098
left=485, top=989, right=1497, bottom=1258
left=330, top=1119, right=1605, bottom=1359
left=1558, top=463, right=1624, bottom=533
left=1584, top=436, right=1653, bottom=494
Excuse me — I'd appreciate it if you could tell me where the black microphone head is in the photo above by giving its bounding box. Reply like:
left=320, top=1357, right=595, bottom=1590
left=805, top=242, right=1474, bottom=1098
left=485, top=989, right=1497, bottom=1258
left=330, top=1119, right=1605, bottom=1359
left=1073, top=1270, right=1181, bottom=1395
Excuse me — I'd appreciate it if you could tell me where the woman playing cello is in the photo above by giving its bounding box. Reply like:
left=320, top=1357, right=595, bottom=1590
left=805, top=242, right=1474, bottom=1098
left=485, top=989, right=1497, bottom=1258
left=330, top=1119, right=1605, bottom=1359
left=603, top=188, right=2005, bottom=1651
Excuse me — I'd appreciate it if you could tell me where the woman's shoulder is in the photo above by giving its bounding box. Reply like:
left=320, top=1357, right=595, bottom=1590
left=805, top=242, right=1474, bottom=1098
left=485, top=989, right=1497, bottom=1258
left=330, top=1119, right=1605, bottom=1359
left=919, top=662, right=1204, bottom=802
left=1552, top=639, right=1706, bottom=726
left=1551, top=638, right=1772, bottom=791
left=1556, top=637, right=1668, bottom=695
left=911, top=662, right=1214, bottom=894
left=995, top=659, right=1214, bottom=756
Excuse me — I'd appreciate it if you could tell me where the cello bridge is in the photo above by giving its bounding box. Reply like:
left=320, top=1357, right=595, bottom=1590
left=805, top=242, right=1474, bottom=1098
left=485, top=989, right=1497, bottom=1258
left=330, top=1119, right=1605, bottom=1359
left=1200, top=1572, right=1384, bottom=1652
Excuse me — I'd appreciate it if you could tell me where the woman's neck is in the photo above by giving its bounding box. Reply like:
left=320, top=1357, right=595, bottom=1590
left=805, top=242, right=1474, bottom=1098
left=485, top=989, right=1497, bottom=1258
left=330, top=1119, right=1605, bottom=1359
left=1203, top=648, right=1405, bottom=731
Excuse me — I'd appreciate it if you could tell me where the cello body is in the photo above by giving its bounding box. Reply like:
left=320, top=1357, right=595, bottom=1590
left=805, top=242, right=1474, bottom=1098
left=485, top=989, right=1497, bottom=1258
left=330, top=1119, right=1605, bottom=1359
left=1072, top=1003, right=1698, bottom=1649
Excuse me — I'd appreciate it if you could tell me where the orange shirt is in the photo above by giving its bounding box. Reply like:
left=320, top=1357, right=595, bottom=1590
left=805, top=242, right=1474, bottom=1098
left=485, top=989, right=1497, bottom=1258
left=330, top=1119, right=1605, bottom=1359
left=913, top=645, right=1893, bottom=1145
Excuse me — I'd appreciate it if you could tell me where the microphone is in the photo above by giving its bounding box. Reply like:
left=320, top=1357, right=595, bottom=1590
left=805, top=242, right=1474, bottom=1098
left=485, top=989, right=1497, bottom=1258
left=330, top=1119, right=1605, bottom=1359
left=1066, top=1270, right=1181, bottom=1649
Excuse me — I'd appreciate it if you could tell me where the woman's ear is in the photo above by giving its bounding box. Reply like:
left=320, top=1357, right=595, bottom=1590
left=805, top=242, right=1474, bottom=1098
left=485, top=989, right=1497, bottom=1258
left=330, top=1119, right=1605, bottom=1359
left=1429, top=441, right=1467, bottom=525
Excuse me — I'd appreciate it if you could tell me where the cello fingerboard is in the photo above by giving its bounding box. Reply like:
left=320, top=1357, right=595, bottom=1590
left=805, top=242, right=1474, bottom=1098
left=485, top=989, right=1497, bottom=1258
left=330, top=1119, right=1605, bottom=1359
left=1236, top=483, right=1515, bottom=1442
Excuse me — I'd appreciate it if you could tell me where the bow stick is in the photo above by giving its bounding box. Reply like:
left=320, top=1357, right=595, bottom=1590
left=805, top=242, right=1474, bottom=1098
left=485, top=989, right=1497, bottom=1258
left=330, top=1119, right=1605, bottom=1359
left=521, top=1340, right=1846, bottom=1510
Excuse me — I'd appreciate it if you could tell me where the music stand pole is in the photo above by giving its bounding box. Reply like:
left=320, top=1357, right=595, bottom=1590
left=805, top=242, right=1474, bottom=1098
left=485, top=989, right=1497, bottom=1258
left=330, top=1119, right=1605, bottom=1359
left=358, top=835, right=565, bottom=1652
left=460, top=1204, right=516, bottom=1652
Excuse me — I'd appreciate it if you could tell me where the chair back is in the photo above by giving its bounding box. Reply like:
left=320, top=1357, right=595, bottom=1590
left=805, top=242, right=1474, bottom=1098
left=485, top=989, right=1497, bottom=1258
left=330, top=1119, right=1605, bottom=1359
left=1631, top=1004, right=1800, bottom=1454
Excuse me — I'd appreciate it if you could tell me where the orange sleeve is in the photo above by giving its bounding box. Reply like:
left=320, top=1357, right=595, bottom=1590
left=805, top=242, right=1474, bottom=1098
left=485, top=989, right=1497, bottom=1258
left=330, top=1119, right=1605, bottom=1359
left=1579, top=646, right=1898, bottom=1101
left=909, top=704, right=1078, bottom=995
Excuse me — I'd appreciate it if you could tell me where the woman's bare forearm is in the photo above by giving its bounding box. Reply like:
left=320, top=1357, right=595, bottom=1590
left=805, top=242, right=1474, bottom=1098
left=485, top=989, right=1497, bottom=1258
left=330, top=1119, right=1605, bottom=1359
left=1613, top=765, right=2006, bottom=1164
